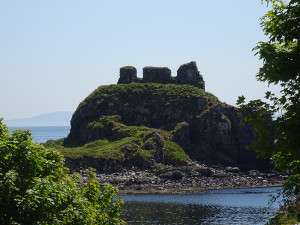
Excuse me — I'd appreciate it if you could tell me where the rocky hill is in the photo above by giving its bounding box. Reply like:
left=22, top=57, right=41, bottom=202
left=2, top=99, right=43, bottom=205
left=45, top=61, right=268, bottom=172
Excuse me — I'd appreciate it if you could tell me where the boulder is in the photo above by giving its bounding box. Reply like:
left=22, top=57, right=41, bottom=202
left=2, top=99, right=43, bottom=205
left=159, top=170, right=184, bottom=180
left=225, top=166, right=240, bottom=173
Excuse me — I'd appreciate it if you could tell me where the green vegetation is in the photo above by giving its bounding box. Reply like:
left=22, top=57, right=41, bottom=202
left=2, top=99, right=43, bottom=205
left=267, top=196, right=300, bottom=225
left=163, top=141, right=189, bottom=164
left=121, top=66, right=135, bottom=70
left=237, top=0, right=300, bottom=224
left=45, top=115, right=190, bottom=166
left=87, top=115, right=153, bottom=142
left=0, top=119, right=125, bottom=224
left=77, top=83, right=219, bottom=110
left=143, top=66, right=170, bottom=69
left=60, top=83, right=216, bottom=167
left=172, top=122, right=189, bottom=133
left=47, top=137, right=140, bottom=160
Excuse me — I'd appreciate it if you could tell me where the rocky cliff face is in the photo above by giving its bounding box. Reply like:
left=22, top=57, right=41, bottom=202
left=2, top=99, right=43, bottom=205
left=67, top=83, right=215, bottom=144
left=65, top=69, right=268, bottom=171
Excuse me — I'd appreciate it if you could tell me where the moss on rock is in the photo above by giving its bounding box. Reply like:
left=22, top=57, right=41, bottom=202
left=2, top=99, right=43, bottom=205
left=44, top=115, right=190, bottom=169
left=48, top=78, right=263, bottom=171
left=163, top=141, right=190, bottom=165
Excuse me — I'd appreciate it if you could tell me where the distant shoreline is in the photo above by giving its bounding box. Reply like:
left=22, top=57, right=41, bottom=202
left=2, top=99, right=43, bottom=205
left=4, top=111, right=73, bottom=127
left=8, top=125, right=70, bottom=128
left=7, top=126, right=70, bottom=143
left=118, top=184, right=283, bottom=195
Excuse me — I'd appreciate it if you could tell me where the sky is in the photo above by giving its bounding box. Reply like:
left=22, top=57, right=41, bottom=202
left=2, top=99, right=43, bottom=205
left=0, top=0, right=280, bottom=120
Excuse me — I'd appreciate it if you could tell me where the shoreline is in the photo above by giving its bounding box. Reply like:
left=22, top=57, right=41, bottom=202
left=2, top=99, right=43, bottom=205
left=117, top=184, right=283, bottom=196
left=78, top=163, right=287, bottom=195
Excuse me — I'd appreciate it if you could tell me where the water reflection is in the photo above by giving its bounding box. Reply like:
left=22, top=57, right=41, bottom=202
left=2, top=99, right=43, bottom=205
left=121, top=187, right=281, bottom=225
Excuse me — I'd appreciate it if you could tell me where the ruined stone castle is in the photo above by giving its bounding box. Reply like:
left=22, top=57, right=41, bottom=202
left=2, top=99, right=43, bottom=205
left=117, top=61, right=205, bottom=90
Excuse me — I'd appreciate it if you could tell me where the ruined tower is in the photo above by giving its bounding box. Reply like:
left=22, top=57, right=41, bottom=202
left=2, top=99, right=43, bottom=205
left=117, top=61, right=205, bottom=90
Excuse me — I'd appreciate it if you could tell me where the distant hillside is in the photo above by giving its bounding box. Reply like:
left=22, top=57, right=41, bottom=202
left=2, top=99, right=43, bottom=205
left=5, top=111, right=73, bottom=126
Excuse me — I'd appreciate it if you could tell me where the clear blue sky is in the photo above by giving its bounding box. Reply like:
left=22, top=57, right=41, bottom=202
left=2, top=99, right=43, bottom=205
left=0, top=1, right=279, bottom=120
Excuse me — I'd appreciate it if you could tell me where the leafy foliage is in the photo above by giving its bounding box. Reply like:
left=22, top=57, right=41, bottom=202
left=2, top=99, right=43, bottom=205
left=237, top=0, right=300, bottom=223
left=0, top=119, right=125, bottom=224
left=267, top=195, right=300, bottom=225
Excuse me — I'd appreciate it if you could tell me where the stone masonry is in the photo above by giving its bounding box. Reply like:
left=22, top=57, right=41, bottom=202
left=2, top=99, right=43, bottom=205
left=117, top=61, right=205, bottom=90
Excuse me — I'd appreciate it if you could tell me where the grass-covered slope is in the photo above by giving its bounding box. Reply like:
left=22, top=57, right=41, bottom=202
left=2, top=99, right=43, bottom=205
left=45, top=115, right=190, bottom=168
left=67, top=83, right=220, bottom=144
left=45, top=83, right=263, bottom=171
left=78, top=83, right=219, bottom=109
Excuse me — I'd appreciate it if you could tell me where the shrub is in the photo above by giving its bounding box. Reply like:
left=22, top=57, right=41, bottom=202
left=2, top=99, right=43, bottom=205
left=0, top=119, right=125, bottom=224
left=267, top=195, right=300, bottom=225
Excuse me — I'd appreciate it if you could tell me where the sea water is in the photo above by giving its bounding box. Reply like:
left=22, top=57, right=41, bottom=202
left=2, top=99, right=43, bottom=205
left=8, top=126, right=70, bottom=143
left=7, top=126, right=281, bottom=224
left=121, top=187, right=281, bottom=224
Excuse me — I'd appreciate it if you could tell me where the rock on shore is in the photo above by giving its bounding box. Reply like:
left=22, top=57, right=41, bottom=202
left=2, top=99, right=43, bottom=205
left=77, top=163, right=285, bottom=195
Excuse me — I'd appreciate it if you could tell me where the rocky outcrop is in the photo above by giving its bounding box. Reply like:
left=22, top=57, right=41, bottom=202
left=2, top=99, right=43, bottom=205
left=117, top=61, right=205, bottom=90
left=56, top=61, right=273, bottom=172
left=64, top=82, right=268, bottom=171
left=171, top=122, right=191, bottom=147
left=192, top=104, right=237, bottom=165
left=66, top=83, right=215, bottom=145
left=190, top=104, right=268, bottom=171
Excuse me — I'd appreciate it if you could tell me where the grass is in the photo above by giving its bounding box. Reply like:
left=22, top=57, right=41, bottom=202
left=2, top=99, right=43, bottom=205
left=48, top=82, right=217, bottom=166
left=87, top=115, right=155, bottom=141
left=121, top=66, right=136, bottom=70
left=44, top=115, right=190, bottom=166
left=163, top=141, right=190, bottom=165
left=172, top=122, right=189, bottom=133
left=76, top=83, right=220, bottom=111
left=45, top=137, right=141, bottom=160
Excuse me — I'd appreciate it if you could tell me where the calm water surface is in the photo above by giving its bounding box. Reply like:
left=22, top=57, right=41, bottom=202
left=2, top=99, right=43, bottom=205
left=8, top=126, right=70, bottom=143
left=121, top=187, right=282, bottom=225
left=8, top=126, right=281, bottom=224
